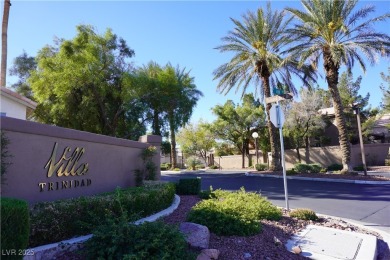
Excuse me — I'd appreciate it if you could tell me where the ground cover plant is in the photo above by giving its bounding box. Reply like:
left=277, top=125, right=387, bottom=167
left=187, top=187, right=281, bottom=236
left=289, top=208, right=319, bottom=221
left=84, top=197, right=195, bottom=260
left=29, top=183, right=175, bottom=247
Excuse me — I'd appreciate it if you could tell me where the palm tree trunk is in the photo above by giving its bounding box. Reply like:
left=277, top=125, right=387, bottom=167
left=169, top=112, right=177, bottom=169
left=323, top=51, right=351, bottom=172
left=261, top=74, right=280, bottom=171
left=1, top=0, right=11, bottom=87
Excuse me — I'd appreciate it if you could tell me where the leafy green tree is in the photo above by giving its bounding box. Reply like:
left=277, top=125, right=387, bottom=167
left=9, top=51, right=37, bottom=99
left=284, top=88, right=325, bottom=162
left=176, top=121, right=216, bottom=165
left=30, top=25, right=140, bottom=137
left=380, top=67, right=390, bottom=112
left=213, top=3, right=315, bottom=170
left=210, top=94, right=267, bottom=168
left=214, top=142, right=240, bottom=156
left=286, top=0, right=390, bottom=171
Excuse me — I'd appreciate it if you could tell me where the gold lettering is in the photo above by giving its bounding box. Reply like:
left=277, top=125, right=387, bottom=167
left=38, top=183, right=47, bottom=192
left=44, top=142, right=89, bottom=178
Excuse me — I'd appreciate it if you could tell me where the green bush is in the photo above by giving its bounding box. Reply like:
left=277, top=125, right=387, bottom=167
left=85, top=217, right=194, bottom=260
left=173, top=168, right=181, bottom=171
left=294, top=163, right=322, bottom=173
left=327, top=163, right=343, bottom=171
left=289, top=208, right=319, bottom=221
left=255, top=163, right=268, bottom=171
left=29, top=183, right=175, bottom=247
left=186, top=156, right=201, bottom=170
left=353, top=165, right=365, bottom=171
left=195, top=164, right=205, bottom=170
left=187, top=188, right=281, bottom=236
left=309, top=164, right=322, bottom=173
left=286, top=169, right=297, bottom=175
left=209, top=165, right=219, bottom=169
left=176, top=178, right=201, bottom=195
left=294, top=163, right=312, bottom=173
left=1, top=198, right=30, bottom=259
left=160, top=164, right=168, bottom=171
left=320, top=167, right=327, bottom=173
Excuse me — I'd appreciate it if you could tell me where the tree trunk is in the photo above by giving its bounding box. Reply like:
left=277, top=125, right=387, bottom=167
left=323, top=50, right=351, bottom=171
left=241, top=139, right=245, bottom=168
left=152, top=110, right=161, bottom=136
left=1, top=0, right=11, bottom=87
left=305, top=136, right=310, bottom=164
left=169, top=113, right=177, bottom=169
left=261, top=74, right=281, bottom=171
left=296, top=147, right=301, bottom=163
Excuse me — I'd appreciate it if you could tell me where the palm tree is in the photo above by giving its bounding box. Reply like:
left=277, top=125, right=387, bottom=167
left=162, top=64, right=203, bottom=168
left=286, top=0, right=390, bottom=171
left=213, top=3, right=315, bottom=170
left=1, top=0, right=11, bottom=87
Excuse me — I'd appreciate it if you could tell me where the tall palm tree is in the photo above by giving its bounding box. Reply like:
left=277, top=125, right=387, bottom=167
left=1, top=0, right=11, bottom=87
left=286, top=0, right=390, bottom=171
left=162, top=64, right=203, bottom=168
left=213, top=3, right=315, bottom=170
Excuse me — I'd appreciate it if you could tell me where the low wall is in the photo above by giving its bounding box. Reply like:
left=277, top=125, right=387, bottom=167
left=217, top=143, right=389, bottom=169
left=0, top=117, right=161, bottom=204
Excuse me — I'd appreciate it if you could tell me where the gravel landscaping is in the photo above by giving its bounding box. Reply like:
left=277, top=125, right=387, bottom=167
left=162, top=195, right=390, bottom=260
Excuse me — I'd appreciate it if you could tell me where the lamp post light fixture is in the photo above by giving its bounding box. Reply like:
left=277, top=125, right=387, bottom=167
left=252, top=132, right=259, bottom=165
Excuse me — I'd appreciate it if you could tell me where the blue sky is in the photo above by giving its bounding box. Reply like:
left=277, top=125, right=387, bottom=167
left=5, top=0, right=390, bottom=124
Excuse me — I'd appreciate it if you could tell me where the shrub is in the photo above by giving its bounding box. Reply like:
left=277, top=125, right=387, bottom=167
left=160, top=164, right=168, bottom=171
left=294, top=163, right=312, bottom=173
left=309, top=164, right=322, bottom=173
left=289, top=208, right=319, bottom=221
left=320, top=167, right=327, bottom=173
left=186, top=156, right=201, bottom=170
left=327, top=163, right=343, bottom=171
left=1, top=198, right=30, bottom=259
left=255, top=163, right=268, bottom=171
left=176, top=178, right=201, bottom=195
left=209, top=165, right=219, bottom=169
left=173, top=168, right=181, bottom=171
left=29, top=183, right=175, bottom=247
left=286, top=169, right=297, bottom=175
left=195, top=164, right=205, bottom=170
left=187, top=188, right=281, bottom=236
left=353, top=165, right=365, bottom=171
left=85, top=217, right=194, bottom=260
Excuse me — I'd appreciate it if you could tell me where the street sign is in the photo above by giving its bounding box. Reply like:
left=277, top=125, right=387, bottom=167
left=269, top=104, right=284, bottom=128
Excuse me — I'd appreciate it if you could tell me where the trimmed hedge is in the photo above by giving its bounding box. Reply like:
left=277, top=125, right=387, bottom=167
left=29, top=183, right=176, bottom=247
left=255, top=163, right=268, bottom=171
left=175, top=178, right=201, bottom=195
left=1, top=198, right=30, bottom=260
left=294, top=163, right=322, bottom=173
left=327, top=163, right=343, bottom=171
left=187, top=188, right=281, bottom=236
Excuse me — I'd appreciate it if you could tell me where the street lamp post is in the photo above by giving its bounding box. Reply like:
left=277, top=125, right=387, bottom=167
left=252, top=132, right=259, bottom=165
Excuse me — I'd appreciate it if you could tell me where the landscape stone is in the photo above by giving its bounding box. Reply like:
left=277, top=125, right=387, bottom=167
left=180, top=222, right=210, bottom=249
left=197, top=252, right=211, bottom=260
left=201, top=249, right=220, bottom=259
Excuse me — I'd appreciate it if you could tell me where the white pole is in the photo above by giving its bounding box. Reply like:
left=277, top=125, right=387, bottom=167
left=276, top=102, right=289, bottom=210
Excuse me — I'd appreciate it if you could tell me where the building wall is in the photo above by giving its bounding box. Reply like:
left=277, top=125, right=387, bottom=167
left=0, top=95, right=27, bottom=119
left=1, top=117, right=161, bottom=204
left=216, top=143, right=390, bottom=169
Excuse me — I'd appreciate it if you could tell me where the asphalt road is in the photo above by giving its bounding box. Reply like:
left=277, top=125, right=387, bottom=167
left=161, top=171, right=390, bottom=233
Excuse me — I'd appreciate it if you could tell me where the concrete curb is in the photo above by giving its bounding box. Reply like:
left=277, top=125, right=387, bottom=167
left=24, top=195, right=181, bottom=260
left=246, top=172, right=390, bottom=185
